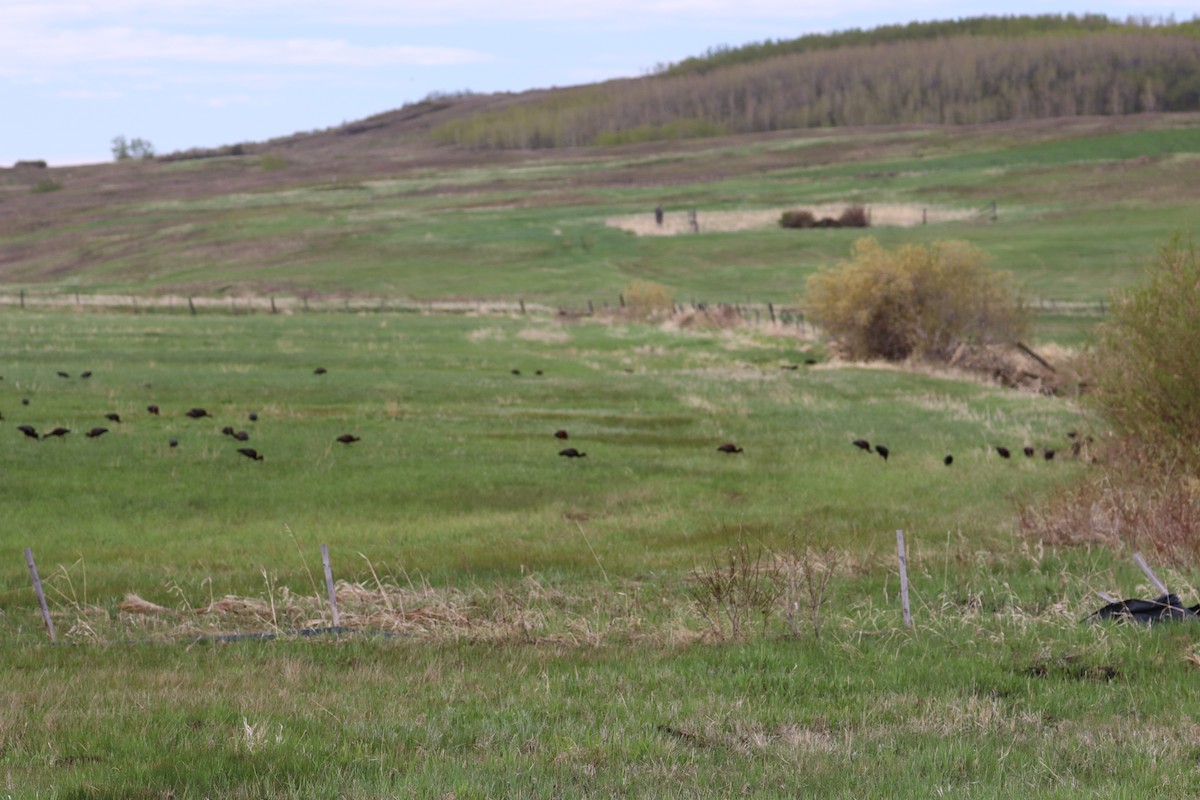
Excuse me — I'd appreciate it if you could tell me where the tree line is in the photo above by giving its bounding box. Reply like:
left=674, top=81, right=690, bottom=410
left=431, top=21, right=1200, bottom=150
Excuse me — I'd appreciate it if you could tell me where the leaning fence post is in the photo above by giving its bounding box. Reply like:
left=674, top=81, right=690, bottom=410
left=25, top=548, right=56, bottom=642
left=896, top=530, right=912, bottom=629
left=767, top=302, right=776, bottom=323
left=1132, top=552, right=1169, bottom=595
left=320, top=544, right=340, bottom=629
left=188, top=296, right=196, bottom=315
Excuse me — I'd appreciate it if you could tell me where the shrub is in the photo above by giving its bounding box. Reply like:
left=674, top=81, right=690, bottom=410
left=779, top=209, right=815, bottom=229
left=30, top=179, right=62, bottom=194
left=1088, top=234, right=1200, bottom=468
left=622, top=279, right=675, bottom=320
left=802, top=237, right=1026, bottom=361
left=838, top=205, right=870, bottom=227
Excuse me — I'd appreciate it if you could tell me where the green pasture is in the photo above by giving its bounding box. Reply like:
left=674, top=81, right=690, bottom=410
left=1, top=311, right=1084, bottom=605
left=3, top=116, right=1197, bottom=313
left=3, top=115, right=1200, bottom=796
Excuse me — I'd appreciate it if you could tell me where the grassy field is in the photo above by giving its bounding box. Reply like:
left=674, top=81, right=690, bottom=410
left=2, top=113, right=1200, bottom=796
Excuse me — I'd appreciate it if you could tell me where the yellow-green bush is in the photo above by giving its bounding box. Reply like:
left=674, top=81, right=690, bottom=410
left=1090, top=234, right=1200, bottom=466
left=802, top=237, right=1026, bottom=361
left=622, top=280, right=676, bottom=320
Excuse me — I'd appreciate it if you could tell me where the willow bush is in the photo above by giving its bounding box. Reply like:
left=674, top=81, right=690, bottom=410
left=802, top=238, right=1026, bottom=361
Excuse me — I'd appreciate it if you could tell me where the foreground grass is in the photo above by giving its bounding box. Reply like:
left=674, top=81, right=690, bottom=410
left=8, top=556, right=1200, bottom=798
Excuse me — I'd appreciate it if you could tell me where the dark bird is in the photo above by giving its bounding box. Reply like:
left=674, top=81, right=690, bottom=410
left=21, top=398, right=29, bottom=406
left=86, top=427, right=108, bottom=438
left=558, top=447, right=587, bottom=458
left=511, top=369, right=521, bottom=375
left=1044, top=449, right=1056, bottom=461
left=43, top=427, right=70, bottom=439
left=535, top=369, right=543, bottom=376
left=1023, top=446, right=1034, bottom=458
left=875, top=445, right=890, bottom=461
left=232, top=431, right=250, bottom=442
left=313, top=367, right=327, bottom=375
left=56, top=371, right=69, bottom=378
left=248, top=412, right=258, bottom=422
left=554, top=430, right=569, bottom=440
left=80, top=371, right=92, bottom=379
left=852, top=439, right=871, bottom=453
left=237, top=447, right=263, bottom=461
left=1067, top=431, right=1078, bottom=440
left=336, top=434, right=360, bottom=444
left=717, top=443, right=744, bottom=454
left=996, top=446, right=1011, bottom=459
left=169, top=438, right=179, bottom=448
left=944, top=455, right=954, bottom=466
left=147, top=404, right=160, bottom=415
left=105, top=412, right=121, bottom=423
left=185, top=408, right=210, bottom=419
left=17, top=424, right=38, bottom=440
left=221, top=426, right=235, bottom=437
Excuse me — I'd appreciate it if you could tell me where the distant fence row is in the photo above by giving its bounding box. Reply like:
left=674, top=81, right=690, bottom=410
left=0, top=291, right=1109, bottom=320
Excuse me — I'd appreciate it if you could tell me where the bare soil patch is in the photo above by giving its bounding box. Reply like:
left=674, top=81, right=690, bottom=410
left=607, top=204, right=974, bottom=236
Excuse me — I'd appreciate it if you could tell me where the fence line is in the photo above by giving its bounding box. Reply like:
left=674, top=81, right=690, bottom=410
left=0, top=291, right=1109, bottom=320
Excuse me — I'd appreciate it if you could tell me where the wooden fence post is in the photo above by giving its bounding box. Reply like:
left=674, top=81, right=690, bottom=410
left=768, top=302, right=776, bottom=323
left=25, top=548, right=56, bottom=642
left=188, top=297, right=196, bottom=315
left=321, top=544, right=340, bottom=629
left=896, top=530, right=912, bottom=629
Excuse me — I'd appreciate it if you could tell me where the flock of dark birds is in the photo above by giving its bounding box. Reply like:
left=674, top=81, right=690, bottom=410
left=7, top=366, right=361, bottom=462
left=12, top=367, right=1092, bottom=468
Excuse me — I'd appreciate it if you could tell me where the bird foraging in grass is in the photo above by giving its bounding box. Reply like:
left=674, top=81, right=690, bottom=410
left=186, top=408, right=210, bottom=419
left=336, top=434, right=360, bottom=444
left=1023, top=446, right=1034, bottom=458
left=169, top=438, right=179, bottom=448
left=558, top=447, right=586, bottom=458
left=716, top=443, right=744, bottom=454
left=221, top=426, right=235, bottom=437
left=995, top=446, right=1011, bottom=459
left=43, top=427, right=70, bottom=439
left=1044, top=449, right=1056, bottom=461
left=105, top=413, right=121, bottom=423
left=852, top=439, right=871, bottom=453
left=237, top=447, right=263, bottom=461
left=313, top=367, right=327, bottom=375
left=86, top=427, right=108, bottom=438
left=17, top=425, right=38, bottom=440
left=554, top=430, right=569, bottom=440
left=875, top=445, right=889, bottom=461
left=944, top=455, right=954, bottom=466
left=232, top=431, right=250, bottom=442
left=147, top=404, right=159, bottom=415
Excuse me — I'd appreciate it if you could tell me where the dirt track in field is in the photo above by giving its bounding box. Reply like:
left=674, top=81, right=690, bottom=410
left=606, top=204, right=975, bottom=236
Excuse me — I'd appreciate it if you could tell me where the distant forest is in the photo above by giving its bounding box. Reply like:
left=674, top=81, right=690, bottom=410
left=431, top=15, right=1200, bottom=149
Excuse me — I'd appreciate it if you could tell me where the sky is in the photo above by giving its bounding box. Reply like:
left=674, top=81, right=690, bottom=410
left=2, top=1, right=1196, bottom=165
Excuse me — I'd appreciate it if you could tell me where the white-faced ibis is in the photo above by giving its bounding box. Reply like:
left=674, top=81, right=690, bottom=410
left=944, top=455, right=954, bottom=466
left=558, top=447, right=587, bottom=458
left=169, top=438, right=179, bottom=448
left=1023, top=446, right=1034, bottom=458
left=313, top=367, right=327, bottom=375
left=232, top=431, right=250, bottom=442
left=535, top=369, right=543, bottom=376
left=221, top=426, right=235, bottom=437
left=1044, top=449, right=1056, bottom=461
left=996, top=446, right=1011, bottom=459
left=80, top=371, right=92, bottom=379
left=21, top=398, right=29, bottom=406
left=186, top=408, right=209, bottom=419
left=147, top=404, right=160, bottom=415
left=336, top=434, right=360, bottom=444
left=852, top=439, right=871, bottom=452
left=56, top=371, right=69, bottom=378
left=554, top=430, right=569, bottom=440
left=717, top=443, right=744, bottom=454
left=17, top=425, right=38, bottom=440
left=875, top=445, right=889, bottom=461
left=86, top=427, right=108, bottom=438
left=105, top=413, right=121, bottom=423
left=248, top=412, right=258, bottom=422
left=43, top=427, right=69, bottom=439
left=237, top=447, right=263, bottom=461
left=511, top=369, right=521, bottom=376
